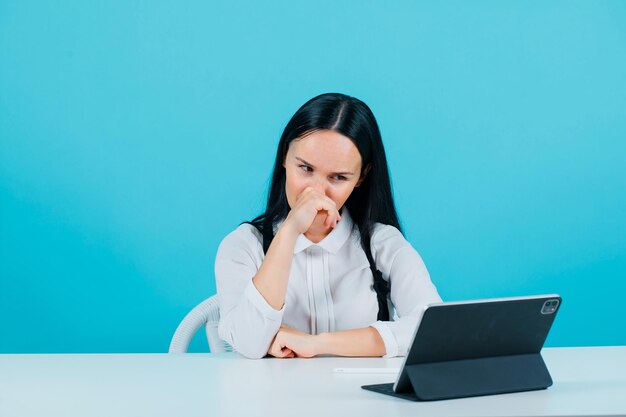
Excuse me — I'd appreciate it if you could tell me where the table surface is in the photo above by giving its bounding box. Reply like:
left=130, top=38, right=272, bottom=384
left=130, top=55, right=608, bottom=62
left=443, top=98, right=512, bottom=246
left=1, top=346, right=625, bottom=417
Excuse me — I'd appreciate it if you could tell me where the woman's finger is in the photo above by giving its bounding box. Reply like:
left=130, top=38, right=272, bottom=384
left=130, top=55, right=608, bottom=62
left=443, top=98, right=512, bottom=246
left=287, top=187, right=343, bottom=234
left=312, top=199, right=339, bottom=220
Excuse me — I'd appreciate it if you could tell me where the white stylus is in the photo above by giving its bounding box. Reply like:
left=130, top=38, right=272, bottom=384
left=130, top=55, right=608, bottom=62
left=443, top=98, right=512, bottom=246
left=332, top=367, right=400, bottom=374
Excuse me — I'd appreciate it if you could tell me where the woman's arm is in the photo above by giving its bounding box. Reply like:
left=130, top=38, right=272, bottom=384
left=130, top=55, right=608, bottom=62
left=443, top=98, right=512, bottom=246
left=368, top=225, right=441, bottom=357
left=268, top=325, right=386, bottom=358
left=216, top=227, right=287, bottom=359
left=251, top=223, right=299, bottom=310
left=318, top=327, right=386, bottom=357
left=252, top=187, right=341, bottom=310
left=217, top=187, right=341, bottom=358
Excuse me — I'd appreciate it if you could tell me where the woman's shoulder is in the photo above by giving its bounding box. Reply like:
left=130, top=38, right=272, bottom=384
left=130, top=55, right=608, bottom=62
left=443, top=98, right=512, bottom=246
left=369, top=222, right=413, bottom=257
left=371, top=222, right=404, bottom=242
left=217, top=223, right=263, bottom=254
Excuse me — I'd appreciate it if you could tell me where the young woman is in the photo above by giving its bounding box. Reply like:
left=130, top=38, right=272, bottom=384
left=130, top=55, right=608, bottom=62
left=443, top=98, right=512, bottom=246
left=215, top=93, right=441, bottom=359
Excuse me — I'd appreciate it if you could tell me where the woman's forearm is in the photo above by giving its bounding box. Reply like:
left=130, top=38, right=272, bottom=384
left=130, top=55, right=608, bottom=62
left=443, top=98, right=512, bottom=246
left=316, top=327, right=386, bottom=357
left=251, top=223, right=299, bottom=310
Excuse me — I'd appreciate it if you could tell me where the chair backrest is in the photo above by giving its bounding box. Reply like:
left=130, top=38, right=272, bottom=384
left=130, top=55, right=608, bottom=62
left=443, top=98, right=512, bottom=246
left=168, top=295, right=233, bottom=353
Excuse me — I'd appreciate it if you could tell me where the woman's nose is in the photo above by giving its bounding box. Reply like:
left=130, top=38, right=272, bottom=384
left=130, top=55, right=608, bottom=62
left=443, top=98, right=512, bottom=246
left=311, top=177, right=327, bottom=195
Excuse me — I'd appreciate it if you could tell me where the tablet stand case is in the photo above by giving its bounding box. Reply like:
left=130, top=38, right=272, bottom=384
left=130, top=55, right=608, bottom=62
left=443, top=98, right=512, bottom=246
left=362, top=352, right=552, bottom=401
left=362, top=295, right=560, bottom=401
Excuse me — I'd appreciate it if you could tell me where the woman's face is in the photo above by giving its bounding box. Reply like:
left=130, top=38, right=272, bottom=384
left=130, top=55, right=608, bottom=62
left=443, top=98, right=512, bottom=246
left=283, top=129, right=365, bottom=212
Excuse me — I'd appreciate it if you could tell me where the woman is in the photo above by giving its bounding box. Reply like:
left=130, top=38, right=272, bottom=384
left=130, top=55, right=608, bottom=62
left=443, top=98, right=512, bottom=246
left=216, top=93, right=441, bottom=359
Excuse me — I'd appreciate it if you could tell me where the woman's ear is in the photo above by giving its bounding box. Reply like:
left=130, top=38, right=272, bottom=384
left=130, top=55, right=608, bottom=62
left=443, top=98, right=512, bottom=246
left=356, top=163, right=372, bottom=187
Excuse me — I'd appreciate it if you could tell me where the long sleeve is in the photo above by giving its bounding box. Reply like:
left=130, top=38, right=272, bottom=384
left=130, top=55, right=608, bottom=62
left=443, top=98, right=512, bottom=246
left=215, top=224, right=284, bottom=359
left=369, top=225, right=442, bottom=357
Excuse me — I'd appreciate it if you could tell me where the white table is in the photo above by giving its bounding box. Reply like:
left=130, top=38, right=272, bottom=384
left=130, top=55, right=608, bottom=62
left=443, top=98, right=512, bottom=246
left=1, top=346, right=625, bottom=417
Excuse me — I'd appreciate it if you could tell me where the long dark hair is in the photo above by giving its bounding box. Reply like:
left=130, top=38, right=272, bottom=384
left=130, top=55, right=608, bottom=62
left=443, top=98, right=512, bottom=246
left=249, top=92, right=402, bottom=320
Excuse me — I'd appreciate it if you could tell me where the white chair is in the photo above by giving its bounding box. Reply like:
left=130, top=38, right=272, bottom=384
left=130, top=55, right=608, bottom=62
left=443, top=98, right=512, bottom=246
left=169, top=295, right=233, bottom=353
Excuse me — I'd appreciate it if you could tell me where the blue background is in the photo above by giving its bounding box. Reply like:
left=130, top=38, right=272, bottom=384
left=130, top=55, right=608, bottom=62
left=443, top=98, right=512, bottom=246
left=1, top=1, right=625, bottom=353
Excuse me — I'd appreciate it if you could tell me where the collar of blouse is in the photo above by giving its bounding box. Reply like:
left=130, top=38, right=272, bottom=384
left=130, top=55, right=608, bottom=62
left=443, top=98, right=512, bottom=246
left=273, top=207, right=354, bottom=255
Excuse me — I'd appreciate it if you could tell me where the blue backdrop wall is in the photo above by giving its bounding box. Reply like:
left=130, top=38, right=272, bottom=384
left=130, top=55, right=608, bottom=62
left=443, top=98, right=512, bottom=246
left=1, top=1, right=625, bottom=353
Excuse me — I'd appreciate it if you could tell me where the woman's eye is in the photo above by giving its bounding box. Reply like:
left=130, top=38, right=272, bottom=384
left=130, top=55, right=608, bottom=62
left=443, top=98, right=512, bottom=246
left=332, top=175, right=348, bottom=181
left=299, top=165, right=313, bottom=172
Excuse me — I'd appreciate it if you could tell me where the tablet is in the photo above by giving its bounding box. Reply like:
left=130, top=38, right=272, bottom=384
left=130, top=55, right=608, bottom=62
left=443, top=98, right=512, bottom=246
left=362, top=294, right=562, bottom=401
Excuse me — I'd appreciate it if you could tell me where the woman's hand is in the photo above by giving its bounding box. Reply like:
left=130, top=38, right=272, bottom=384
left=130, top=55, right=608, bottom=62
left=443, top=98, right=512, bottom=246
left=282, top=187, right=341, bottom=236
left=267, top=325, right=320, bottom=358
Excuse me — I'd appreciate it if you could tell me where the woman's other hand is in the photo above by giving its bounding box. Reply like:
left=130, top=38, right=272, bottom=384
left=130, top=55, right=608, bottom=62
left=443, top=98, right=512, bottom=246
left=267, top=325, right=320, bottom=358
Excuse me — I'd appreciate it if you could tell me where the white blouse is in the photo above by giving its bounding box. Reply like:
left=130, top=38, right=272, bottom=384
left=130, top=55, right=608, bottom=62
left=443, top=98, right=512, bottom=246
left=215, top=208, right=441, bottom=359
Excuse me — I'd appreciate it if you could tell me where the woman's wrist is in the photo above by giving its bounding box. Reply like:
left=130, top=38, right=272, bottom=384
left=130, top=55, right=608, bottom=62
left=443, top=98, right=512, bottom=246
left=315, top=332, right=333, bottom=356
left=276, top=217, right=301, bottom=240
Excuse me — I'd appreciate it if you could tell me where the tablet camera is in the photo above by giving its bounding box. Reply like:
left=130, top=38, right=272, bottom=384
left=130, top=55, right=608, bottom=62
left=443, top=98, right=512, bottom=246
left=541, top=299, right=559, bottom=314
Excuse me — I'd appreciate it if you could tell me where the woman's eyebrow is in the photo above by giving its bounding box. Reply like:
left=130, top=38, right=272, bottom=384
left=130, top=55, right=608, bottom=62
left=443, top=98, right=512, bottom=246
left=295, top=157, right=355, bottom=176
